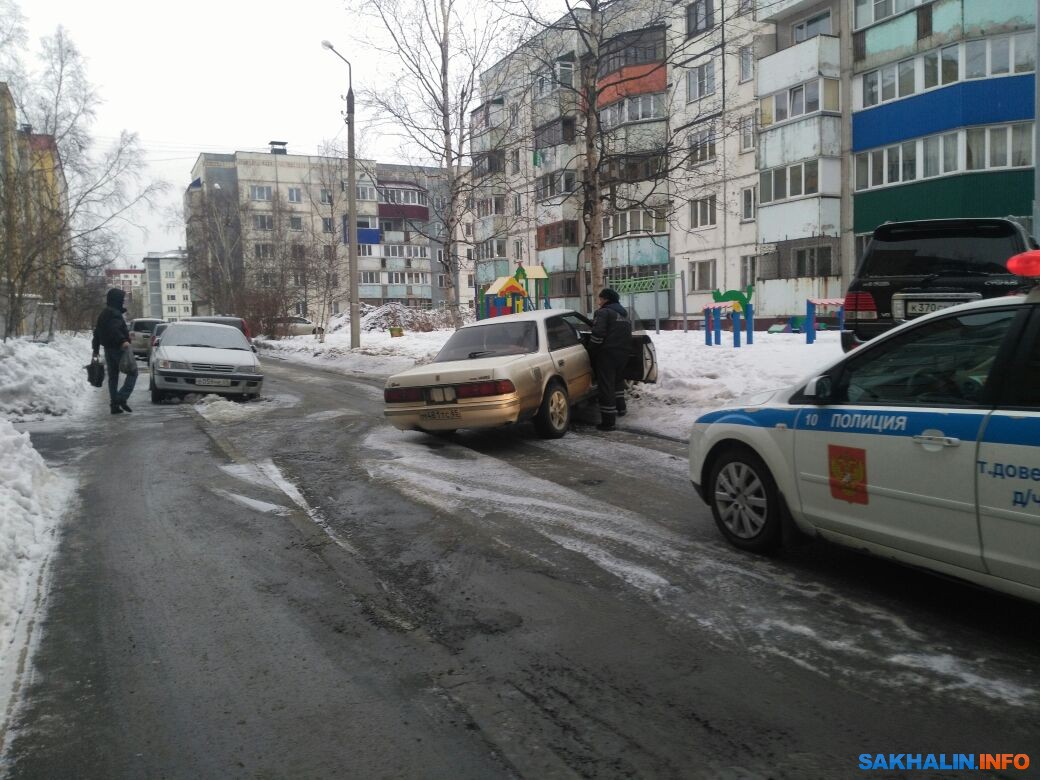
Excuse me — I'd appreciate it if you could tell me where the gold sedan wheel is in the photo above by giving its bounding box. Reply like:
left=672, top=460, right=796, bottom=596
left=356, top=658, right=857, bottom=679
left=535, top=383, right=570, bottom=439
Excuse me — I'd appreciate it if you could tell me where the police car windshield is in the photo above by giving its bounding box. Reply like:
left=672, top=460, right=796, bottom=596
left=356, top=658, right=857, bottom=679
left=434, top=321, right=539, bottom=362
left=861, top=224, right=1020, bottom=277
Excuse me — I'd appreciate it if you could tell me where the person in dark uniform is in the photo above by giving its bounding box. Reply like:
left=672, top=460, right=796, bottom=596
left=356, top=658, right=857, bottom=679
left=91, top=287, right=137, bottom=414
left=589, top=287, right=632, bottom=432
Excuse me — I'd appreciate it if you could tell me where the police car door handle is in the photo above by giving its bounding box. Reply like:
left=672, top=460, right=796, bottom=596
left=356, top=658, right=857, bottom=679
left=912, top=434, right=960, bottom=447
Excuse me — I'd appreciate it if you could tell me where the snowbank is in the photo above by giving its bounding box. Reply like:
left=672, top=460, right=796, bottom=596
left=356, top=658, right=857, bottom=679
left=0, top=418, right=73, bottom=668
left=0, top=334, right=97, bottom=421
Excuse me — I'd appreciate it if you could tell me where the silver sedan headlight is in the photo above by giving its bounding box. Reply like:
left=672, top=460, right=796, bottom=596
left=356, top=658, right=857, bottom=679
left=158, top=359, right=189, bottom=370
left=236, top=364, right=260, bottom=374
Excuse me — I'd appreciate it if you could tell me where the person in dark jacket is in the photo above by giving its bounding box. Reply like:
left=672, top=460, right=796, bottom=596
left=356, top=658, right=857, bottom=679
left=92, top=288, right=137, bottom=414
left=589, top=287, right=632, bottom=432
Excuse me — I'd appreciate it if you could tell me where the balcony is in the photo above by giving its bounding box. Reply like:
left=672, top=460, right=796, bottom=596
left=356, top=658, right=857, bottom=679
left=602, top=119, right=667, bottom=156
left=757, top=0, right=826, bottom=23
left=382, top=230, right=429, bottom=245
left=758, top=196, right=841, bottom=244
left=378, top=203, right=429, bottom=222
left=758, top=34, right=840, bottom=96
left=759, top=115, right=842, bottom=169
left=596, top=63, right=667, bottom=109
left=603, top=235, right=669, bottom=267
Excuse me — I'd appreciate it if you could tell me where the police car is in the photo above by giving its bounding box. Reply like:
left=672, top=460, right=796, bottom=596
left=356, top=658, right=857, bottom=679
left=689, top=251, right=1040, bottom=604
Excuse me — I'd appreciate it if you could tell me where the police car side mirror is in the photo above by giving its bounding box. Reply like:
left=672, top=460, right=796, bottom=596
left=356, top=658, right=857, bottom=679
left=804, top=375, right=833, bottom=401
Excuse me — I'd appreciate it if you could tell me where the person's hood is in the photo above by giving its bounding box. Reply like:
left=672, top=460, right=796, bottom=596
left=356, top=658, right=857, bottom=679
left=106, top=287, right=126, bottom=312
left=602, top=301, right=628, bottom=318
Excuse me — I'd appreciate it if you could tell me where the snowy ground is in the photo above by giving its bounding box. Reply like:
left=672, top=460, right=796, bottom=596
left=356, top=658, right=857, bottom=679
left=256, top=325, right=844, bottom=439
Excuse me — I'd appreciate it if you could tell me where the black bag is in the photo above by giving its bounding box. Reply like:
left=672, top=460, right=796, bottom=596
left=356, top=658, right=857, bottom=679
left=86, top=357, right=105, bottom=388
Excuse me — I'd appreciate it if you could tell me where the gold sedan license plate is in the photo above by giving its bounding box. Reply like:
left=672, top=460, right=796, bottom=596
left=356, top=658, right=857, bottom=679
left=420, top=408, right=461, bottom=421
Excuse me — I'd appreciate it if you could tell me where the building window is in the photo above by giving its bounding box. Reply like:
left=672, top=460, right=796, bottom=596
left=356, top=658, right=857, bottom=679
left=600, top=93, right=665, bottom=129
left=741, top=186, right=757, bottom=221
left=164, top=271, right=175, bottom=278
left=255, top=243, right=273, bottom=260
left=690, top=195, right=717, bottom=229
left=687, top=60, right=715, bottom=102
left=289, top=216, right=303, bottom=231
left=737, top=0, right=753, bottom=14
left=322, top=217, right=334, bottom=233
left=166, top=294, right=176, bottom=301
left=686, top=0, right=714, bottom=37
left=739, top=115, right=756, bottom=152
left=361, top=271, right=379, bottom=284
left=855, top=0, right=924, bottom=30
left=511, top=148, right=521, bottom=174
left=855, top=124, right=1032, bottom=190
left=536, top=170, right=577, bottom=200
left=759, top=160, right=819, bottom=203
left=287, top=187, right=301, bottom=203
left=689, top=125, right=716, bottom=165
left=761, top=78, right=838, bottom=125
left=513, top=193, right=522, bottom=214
left=253, top=214, right=273, bottom=231
left=320, top=189, right=332, bottom=205
left=794, top=245, right=833, bottom=277
left=740, top=255, right=757, bottom=288
left=689, top=259, right=716, bottom=291
left=249, top=185, right=272, bottom=201
left=602, top=208, right=666, bottom=239
left=793, top=11, right=831, bottom=43
left=513, top=239, right=523, bottom=259
left=438, top=274, right=448, bottom=288
left=166, top=282, right=175, bottom=290
left=739, top=46, right=753, bottom=83
left=467, top=274, right=474, bottom=288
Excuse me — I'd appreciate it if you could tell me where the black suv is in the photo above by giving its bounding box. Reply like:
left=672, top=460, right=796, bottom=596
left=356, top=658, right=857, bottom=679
left=841, top=218, right=1035, bottom=351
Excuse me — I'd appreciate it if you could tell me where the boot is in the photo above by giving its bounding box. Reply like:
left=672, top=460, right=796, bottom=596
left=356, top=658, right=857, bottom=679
left=596, top=412, right=616, bottom=432
left=110, top=402, right=123, bottom=415
left=119, top=400, right=133, bottom=413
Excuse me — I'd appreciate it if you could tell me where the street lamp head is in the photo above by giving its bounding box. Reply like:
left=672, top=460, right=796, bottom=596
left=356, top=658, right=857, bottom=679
left=321, top=40, right=334, bottom=50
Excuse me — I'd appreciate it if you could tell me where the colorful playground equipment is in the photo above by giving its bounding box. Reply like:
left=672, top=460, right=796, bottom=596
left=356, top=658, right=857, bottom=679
left=478, top=263, right=550, bottom=319
left=704, top=286, right=755, bottom=348
left=805, top=298, right=845, bottom=344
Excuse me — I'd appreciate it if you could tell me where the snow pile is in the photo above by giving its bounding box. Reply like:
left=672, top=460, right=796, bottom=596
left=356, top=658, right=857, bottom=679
left=0, top=418, right=72, bottom=651
left=326, top=303, right=474, bottom=334
left=0, top=334, right=98, bottom=422
left=193, top=392, right=300, bottom=423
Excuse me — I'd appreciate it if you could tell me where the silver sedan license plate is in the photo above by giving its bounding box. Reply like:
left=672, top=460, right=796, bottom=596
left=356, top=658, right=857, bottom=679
left=420, top=408, right=461, bottom=421
left=907, top=300, right=959, bottom=315
left=196, top=377, right=231, bottom=387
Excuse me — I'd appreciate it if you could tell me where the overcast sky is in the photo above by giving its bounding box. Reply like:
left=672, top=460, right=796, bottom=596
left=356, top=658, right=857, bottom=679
left=23, top=0, right=397, bottom=266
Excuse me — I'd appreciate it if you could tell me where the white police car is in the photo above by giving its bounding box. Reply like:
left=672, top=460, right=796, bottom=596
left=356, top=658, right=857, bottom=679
left=689, top=251, right=1040, bottom=604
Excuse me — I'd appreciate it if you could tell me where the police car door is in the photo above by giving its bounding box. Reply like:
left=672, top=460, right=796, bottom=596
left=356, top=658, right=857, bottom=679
left=793, top=308, right=1019, bottom=571
left=977, top=307, right=1040, bottom=589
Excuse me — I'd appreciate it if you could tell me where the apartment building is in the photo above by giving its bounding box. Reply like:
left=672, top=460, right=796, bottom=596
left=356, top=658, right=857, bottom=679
left=104, top=267, right=146, bottom=318
left=473, top=0, right=1036, bottom=325
left=850, top=0, right=1035, bottom=245
left=671, top=0, right=768, bottom=317
left=753, top=0, right=850, bottom=317
left=185, top=146, right=474, bottom=325
left=142, top=249, right=193, bottom=321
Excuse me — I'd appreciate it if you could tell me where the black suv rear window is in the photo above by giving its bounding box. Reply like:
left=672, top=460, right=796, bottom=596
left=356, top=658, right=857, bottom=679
left=861, top=222, right=1022, bottom=277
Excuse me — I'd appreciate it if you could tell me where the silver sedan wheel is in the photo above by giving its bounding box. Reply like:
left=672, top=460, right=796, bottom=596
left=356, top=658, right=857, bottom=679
left=713, top=462, right=769, bottom=539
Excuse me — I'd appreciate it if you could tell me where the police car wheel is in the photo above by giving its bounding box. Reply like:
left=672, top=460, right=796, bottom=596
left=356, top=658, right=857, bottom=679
left=708, top=447, right=782, bottom=553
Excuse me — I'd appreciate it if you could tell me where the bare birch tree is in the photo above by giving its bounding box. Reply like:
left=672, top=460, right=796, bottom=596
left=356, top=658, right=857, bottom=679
left=0, top=14, right=165, bottom=338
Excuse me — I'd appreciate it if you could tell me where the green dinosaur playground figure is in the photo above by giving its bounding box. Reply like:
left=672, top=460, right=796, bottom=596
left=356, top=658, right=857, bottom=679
left=711, top=285, right=754, bottom=313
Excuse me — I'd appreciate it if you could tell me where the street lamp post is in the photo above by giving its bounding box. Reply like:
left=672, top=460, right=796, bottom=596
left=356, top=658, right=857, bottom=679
left=321, top=40, right=361, bottom=350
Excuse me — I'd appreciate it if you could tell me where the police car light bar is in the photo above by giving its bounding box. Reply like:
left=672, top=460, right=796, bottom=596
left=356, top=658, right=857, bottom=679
left=1007, top=250, right=1040, bottom=278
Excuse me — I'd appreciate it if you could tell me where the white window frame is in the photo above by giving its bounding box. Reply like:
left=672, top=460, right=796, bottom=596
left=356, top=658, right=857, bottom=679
left=741, top=186, right=757, bottom=221
left=689, top=259, right=716, bottom=291
left=287, top=187, right=302, bottom=203
left=690, top=194, right=717, bottom=229
left=689, top=125, right=717, bottom=165
left=687, top=60, right=716, bottom=102
left=739, top=115, right=756, bottom=152
left=739, top=46, right=754, bottom=83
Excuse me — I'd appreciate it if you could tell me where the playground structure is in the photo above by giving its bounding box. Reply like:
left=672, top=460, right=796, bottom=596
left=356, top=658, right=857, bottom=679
left=478, top=264, right=550, bottom=319
left=805, top=297, right=845, bottom=344
left=703, top=285, right=755, bottom=348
